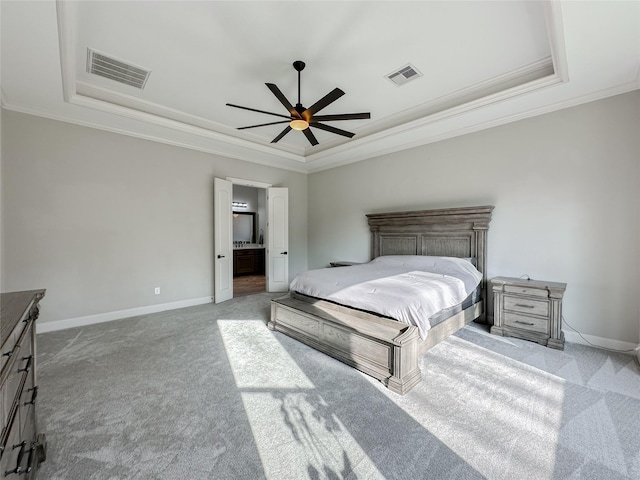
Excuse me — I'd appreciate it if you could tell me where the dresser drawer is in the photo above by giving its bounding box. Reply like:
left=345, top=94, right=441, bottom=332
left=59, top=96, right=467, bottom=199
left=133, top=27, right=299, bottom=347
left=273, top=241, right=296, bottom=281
left=503, top=285, right=548, bottom=298
left=3, top=360, right=31, bottom=434
left=0, top=399, right=30, bottom=479
left=0, top=290, right=46, bottom=477
left=19, top=368, right=36, bottom=441
left=504, top=312, right=549, bottom=334
left=3, top=324, right=33, bottom=417
left=1, top=318, right=29, bottom=378
left=503, top=295, right=549, bottom=317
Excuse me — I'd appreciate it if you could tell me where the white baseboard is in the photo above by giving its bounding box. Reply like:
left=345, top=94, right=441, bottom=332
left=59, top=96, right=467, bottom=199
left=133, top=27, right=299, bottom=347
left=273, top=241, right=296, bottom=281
left=36, top=297, right=213, bottom=334
left=563, top=330, right=639, bottom=354
left=488, top=315, right=639, bottom=354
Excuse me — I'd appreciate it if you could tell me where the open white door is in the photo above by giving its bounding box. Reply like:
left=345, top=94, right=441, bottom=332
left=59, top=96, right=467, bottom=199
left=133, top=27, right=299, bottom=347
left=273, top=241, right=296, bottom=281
left=214, top=178, right=233, bottom=303
left=267, top=187, right=289, bottom=292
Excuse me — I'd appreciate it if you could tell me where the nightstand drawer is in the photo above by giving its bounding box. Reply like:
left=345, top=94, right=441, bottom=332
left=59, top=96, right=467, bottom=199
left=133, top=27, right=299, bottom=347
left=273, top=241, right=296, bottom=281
left=504, top=312, right=549, bottom=334
left=503, top=285, right=548, bottom=298
left=503, top=296, right=549, bottom=317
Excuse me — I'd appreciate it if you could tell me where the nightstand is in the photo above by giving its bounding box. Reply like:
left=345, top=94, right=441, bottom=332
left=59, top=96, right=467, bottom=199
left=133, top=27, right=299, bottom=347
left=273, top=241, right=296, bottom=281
left=490, top=276, right=566, bottom=350
left=329, top=261, right=362, bottom=267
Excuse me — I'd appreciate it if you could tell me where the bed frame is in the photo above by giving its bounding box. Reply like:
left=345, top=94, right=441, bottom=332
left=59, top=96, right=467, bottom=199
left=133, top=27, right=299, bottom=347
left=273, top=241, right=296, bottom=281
left=268, top=206, right=494, bottom=394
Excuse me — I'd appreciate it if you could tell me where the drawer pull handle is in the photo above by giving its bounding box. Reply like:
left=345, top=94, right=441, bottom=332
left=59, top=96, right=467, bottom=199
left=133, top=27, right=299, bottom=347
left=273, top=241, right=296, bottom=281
left=515, top=320, right=535, bottom=326
left=5, top=442, right=26, bottom=476
left=514, top=303, right=535, bottom=309
left=24, top=446, right=35, bottom=475
left=24, top=386, right=38, bottom=406
left=18, top=356, right=33, bottom=373
left=2, top=348, right=13, bottom=358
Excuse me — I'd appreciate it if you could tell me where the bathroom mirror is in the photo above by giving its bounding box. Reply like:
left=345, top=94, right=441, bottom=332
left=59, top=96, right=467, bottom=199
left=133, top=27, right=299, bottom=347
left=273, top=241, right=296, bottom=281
left=233, top=212, right=256, bottom=243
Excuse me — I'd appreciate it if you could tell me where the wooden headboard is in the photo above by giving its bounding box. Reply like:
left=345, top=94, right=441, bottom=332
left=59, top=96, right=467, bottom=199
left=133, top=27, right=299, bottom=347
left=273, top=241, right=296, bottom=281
left=366, top=205, right=494, bottom=290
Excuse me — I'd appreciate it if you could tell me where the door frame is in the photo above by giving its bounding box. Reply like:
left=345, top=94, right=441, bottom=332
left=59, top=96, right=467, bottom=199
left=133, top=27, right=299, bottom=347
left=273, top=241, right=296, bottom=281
left=215, top=177, right=284, bottom=300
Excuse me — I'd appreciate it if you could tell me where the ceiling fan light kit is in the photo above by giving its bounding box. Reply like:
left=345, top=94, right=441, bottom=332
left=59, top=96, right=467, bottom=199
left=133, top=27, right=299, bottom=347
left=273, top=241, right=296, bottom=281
left=226, top=60, right=370, bottom=146
left=289, top=119, right=309, bottom=131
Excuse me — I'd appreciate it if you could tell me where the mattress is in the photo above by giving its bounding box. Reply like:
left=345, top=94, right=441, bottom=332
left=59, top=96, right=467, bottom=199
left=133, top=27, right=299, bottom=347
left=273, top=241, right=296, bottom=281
left=289, top=255, right=483, bottom=339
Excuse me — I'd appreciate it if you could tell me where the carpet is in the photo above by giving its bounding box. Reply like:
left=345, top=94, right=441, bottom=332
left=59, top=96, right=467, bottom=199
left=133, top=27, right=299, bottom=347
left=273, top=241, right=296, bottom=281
left=35, top=293, right=640, bottom=479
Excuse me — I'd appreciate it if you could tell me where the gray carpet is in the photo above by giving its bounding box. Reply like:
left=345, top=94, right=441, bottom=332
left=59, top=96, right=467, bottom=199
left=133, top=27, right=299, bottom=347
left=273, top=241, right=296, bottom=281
left=35, top=293, right=640, bottom=479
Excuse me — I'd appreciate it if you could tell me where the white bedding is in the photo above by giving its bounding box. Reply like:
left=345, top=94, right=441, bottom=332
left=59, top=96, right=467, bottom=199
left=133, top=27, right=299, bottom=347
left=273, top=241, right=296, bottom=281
left=289, top=255, right=483, bottom=339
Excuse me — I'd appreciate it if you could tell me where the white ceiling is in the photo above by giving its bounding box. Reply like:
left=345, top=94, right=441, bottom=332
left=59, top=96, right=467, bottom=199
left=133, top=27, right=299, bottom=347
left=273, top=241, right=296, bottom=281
left=2, top=1, right=639, bottom=173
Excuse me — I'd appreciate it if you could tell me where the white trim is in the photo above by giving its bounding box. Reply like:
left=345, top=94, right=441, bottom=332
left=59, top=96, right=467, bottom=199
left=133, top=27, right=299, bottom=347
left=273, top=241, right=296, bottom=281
left=56, top=0, right=76, bottom=103
left=0, top=102, right=310, bottom=174
left=68, top=92, right=305, bottom=162
left=305, top=79, right=640, bottom=173
left=50, top=0, right=574, bottom=174
left=36, top=297, right=212, bottom=334
left=563, top=330, right=639, bottom=354
left=544, top=0, right=569, bottom=82
left=226, top=177, right=272, bottom=189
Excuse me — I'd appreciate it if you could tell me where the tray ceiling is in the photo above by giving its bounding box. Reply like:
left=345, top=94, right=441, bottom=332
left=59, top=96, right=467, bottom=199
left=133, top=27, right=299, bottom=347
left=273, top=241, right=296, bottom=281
left=1, top=1, right=639, bottom=173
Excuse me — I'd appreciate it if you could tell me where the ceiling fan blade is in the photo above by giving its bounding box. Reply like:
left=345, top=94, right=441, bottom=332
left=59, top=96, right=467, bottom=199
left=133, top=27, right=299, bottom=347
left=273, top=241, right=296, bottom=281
left=304, top=88, right=345, bottom=117
left=303, top=128, right=319, bottom=146
left=237, top=120, right=291, bottom=130
left=226, top=103, right=292, bottom=120
left=265, top=83, right=298, bottom=117
left=311, top=112, right=371, bottom=122
left=271, top=125, right=292, bottom=143
left=312, top=122, right=355, bottom=138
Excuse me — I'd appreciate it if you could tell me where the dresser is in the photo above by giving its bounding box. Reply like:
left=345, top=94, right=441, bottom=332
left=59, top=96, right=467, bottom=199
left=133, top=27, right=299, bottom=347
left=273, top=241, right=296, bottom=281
left=490, top=277, right=566, bottom=349
left=1, top=290, right=46, bottom=478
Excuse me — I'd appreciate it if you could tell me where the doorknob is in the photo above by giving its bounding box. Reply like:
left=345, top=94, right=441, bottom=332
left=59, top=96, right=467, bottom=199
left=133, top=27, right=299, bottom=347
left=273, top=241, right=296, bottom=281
left=217, top=254, right=225, bottom=259
left=281, top=251, right=288, bottom=255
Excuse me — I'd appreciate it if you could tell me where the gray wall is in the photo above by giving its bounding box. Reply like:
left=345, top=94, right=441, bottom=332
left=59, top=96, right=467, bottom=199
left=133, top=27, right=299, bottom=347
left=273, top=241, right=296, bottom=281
left=1, top=110, right=308, bottom=324
left=308, top=91, right=640, bottom=344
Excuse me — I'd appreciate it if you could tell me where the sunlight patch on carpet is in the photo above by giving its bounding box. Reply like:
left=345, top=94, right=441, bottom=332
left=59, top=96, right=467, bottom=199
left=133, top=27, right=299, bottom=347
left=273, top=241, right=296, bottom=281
left=218, top=319, right=385, bottom=479
left=388, top=336, right=567, bottom=479
left=218, top=319, right=314, bottom=389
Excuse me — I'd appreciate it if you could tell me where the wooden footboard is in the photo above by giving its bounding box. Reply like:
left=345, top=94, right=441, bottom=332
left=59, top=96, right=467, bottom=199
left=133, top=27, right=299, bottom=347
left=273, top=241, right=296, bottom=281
left=268, top=293, right=422, bottom=394
left=268, top=293, right=484, bottom=395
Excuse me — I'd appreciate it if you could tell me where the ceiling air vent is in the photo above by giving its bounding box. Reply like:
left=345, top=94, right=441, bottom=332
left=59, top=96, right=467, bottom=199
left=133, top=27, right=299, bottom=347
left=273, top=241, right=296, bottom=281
left=385, top=63, right=422, bottom=86
left=86, top=49, right=151, bottom=90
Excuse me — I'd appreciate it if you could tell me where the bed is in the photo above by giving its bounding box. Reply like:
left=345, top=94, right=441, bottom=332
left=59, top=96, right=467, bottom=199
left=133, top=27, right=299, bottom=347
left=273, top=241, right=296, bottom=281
left=268, top=205, right=494, bottom=394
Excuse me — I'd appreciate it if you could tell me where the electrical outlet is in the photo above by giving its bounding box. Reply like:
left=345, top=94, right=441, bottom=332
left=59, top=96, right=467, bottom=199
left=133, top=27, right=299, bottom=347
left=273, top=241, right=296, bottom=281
left=154, top=287, right=160, bottom=295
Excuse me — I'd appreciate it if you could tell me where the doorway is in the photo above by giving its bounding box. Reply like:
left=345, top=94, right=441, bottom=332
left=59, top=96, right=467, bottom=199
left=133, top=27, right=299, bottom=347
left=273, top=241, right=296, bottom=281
left=232, top=185, right=266, bottom=297
left=214, top=177, right=289, bottom=303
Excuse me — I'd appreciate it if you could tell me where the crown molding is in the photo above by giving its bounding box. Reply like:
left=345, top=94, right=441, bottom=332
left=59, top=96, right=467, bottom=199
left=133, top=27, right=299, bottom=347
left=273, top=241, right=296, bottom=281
left=544, top=0, right=569, bottom=83
left=67, top=92, right=305, bottom=163
left=74, top=81, right=305, bottom=159
left=305, top=80, right=640, bottom=174
left=34, top=0, right=638, bottom=176
left=51, top=0, right=578, bottom=173
left=0, top=101, right=310, bottom=174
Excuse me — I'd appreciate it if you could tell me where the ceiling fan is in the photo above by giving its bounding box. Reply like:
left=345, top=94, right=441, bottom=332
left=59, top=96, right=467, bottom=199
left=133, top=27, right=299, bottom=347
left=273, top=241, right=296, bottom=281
left=226, top=61, right=370, bottom=146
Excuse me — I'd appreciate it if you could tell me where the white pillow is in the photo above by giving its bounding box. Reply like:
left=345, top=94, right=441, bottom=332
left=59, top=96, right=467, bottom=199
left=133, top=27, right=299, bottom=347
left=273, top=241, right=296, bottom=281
left=370, top=255, right=482, bottom=290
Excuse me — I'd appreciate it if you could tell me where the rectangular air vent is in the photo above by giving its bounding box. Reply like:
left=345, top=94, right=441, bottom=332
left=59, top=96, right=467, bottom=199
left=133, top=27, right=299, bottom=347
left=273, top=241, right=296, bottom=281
left=87, top=49, right=151, bottom=90
left=385, top=63, right=423, bottom=86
